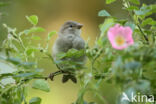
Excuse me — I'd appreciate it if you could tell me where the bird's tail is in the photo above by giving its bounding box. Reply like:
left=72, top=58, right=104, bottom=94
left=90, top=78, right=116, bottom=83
left=62, top=74, right=77, bottom=83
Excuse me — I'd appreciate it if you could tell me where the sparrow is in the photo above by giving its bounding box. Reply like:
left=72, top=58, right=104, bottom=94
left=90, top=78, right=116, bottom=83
left=51, top=20, right=86, bottom=83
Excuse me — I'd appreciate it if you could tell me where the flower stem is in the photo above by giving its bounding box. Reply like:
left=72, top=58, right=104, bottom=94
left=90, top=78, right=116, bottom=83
left=137, top=24, right=149, bottom=44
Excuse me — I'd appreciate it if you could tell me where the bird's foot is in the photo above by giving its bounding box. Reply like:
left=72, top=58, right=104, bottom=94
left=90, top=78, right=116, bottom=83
left=48, top=73, right=55, bottom=81
left=47, top=70, right=64, bottom=81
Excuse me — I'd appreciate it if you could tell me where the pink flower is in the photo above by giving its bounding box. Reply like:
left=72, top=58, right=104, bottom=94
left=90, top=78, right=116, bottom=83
left=107, top=24, right=134, bottom=50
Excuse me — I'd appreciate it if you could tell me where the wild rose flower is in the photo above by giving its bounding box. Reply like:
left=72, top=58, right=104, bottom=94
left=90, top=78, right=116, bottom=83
left=107, top=24, right=134, bottom=50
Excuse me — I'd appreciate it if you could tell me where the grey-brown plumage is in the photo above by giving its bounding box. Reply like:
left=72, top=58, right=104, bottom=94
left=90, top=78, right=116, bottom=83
left=51, top=21, right=86, bottom=83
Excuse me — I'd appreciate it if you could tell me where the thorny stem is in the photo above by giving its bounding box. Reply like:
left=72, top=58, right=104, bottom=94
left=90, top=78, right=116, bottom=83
left=137, top=24, right=149, bottom=43
left=18, top=36, right=28, bottom=61
left=124, top=0, right=149, bottom=44
left=3, top=24, right=28, bottom=61
left=91, top=48, right=104, bottom=73
left=21, top=70, right=70, bottom=82
left=39, top=50, right=54, bottom=63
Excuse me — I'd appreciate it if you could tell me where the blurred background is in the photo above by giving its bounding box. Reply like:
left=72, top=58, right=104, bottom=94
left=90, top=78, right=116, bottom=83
left=0, top=0, right=138, bottom=104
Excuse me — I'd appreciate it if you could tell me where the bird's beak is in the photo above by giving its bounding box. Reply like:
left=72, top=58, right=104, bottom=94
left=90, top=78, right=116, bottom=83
left=77, top=24, right=83, bottom=29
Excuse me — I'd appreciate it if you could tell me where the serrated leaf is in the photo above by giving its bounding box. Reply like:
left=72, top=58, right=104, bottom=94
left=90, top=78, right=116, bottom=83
left=125, top=22, right=135, bottom=31
left=98, top=10, right=111, bottom=17
left=141, top=18, right=156, bottom=27
left=66, top=49, right=85, bottom=58
left=24, top=27, right=45, bottom=35
left=66, top=49, right=78, bottom=56
left=32, top=79, right=50, bottom=92
left=47, top=31, right=57, bottom=40
left=29, top=97, right=41, bottom=104
left=100, top=18, right=114, bottom=37
left=106, top=0, right=116, bottom=4
left=129, top=0, right=140, bottom=5
left=56, top=52, right=66, bottom=59
left=26, top=15, right=38, bottom=25
left=115, top=19, right=128, bottom=24
left=134, top=5, right=151, bottom=15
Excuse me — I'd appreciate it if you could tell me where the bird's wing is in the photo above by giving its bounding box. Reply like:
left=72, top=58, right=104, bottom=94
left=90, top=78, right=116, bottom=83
left=72, top=36, right=85, bottom=50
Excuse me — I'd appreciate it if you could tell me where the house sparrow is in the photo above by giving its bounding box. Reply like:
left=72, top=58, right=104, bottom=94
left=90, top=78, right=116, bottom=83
left=51, top=20, right=86, bottom=83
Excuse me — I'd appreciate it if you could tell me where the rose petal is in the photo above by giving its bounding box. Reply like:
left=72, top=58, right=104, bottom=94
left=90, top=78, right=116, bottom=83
left=107, top=24, right=134, bottom=50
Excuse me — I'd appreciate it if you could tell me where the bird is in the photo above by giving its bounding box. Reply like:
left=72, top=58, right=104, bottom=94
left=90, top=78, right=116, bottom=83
left=50, top=20, right=86, bottom=83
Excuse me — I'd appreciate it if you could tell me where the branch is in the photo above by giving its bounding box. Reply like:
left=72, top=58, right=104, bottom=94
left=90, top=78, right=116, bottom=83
left=137, top=24, right=149, bottom=44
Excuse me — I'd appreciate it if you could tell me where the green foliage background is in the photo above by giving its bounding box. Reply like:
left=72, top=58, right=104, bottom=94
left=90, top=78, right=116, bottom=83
left=0, top=0, right=156, bottom=104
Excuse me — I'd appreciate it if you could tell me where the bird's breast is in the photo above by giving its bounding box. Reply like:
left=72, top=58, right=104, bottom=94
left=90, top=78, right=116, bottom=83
left=66, top=35, right=74, bottom=41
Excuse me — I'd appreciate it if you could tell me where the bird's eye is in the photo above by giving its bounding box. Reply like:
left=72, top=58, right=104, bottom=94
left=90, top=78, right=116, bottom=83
left=69, top=25, right=73, bottom=27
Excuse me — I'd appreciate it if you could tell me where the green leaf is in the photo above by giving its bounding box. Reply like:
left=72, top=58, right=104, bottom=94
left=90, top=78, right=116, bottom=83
left=151, top=26, right=156, bottom=31
left=32, top=36, right=41, bottom=40
left=47, top=31, right=57, bottom=40
left=124, top=61, right=141, bottom=70
left=24, top=27, right=45, bottom=35
left=135, top=80, right=150, bottom=92
left=0, top=73, right=14, bottom=79
left=0, top=61, right=17, bottom=74
left=3, top=24, right=17, bottom=37
left=126, top=6, right=139, bottom=11
left=97, top=36, right=107, bottom=46
left=100, top=18, right=114, bottom=37
left=106, top=0, right=116, bottom=4
left=56, top=52, right=66, bottom=59
left=54, top=60, right=63, bottom=64
left=115, top=19, right=128, bottom=25
left=134, top=5, right=151, bottom=15
left=32, top=79, right=50, bottom=92
left=66, top=49, right=85, bottom=58
left=26, top=15, right=38, bottom=25
left=7, top=57, right=21, bottom=65
left=1, top=77, right=15, bottom=85
left=0, top=2, right=9, bottom=7
left=29, top=97, right=41, bottom=104
left=20, top=62, right=36, bottom=68
left=150, top=4, right=156, bottom=13
left=98, top=10, right=111, bottom=17
left=125, top=22, right=136, bottom=31
left=129, top=0, right=140, bottom=5
left=26, top=48, right=38, bottom=56
left=15, top=73, right=36, bottom=77
left=141, top=18, right=156, bottom=27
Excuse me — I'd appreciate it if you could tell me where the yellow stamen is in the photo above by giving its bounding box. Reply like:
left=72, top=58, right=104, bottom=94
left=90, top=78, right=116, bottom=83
left=115, top=35, right=125, bottom=46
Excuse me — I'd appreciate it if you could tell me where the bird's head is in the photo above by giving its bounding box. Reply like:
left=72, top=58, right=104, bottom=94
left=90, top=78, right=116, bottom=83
left=59, top=21, right=83, bottom=36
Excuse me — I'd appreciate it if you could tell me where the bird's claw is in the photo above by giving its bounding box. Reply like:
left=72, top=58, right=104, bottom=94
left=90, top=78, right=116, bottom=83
left=48, top=73, right=55, bottom=81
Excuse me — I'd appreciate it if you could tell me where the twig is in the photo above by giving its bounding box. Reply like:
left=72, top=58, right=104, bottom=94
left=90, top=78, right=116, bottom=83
left=137, top=24, right=149, bottom=44
left=21, top=70, right=69, bottom=82
left=124, top=0, right=149, bottom=44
